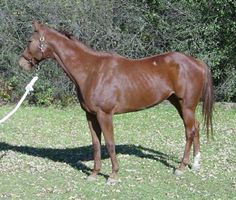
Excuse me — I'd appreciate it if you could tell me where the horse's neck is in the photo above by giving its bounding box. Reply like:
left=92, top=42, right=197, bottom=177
left=48, top=32, right=97, bottom=94
left=49, top=33, right=89, bottom=66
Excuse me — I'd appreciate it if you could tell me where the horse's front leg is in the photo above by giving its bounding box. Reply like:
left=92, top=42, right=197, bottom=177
left=96, top=110, right=119, bottom=184
left=86, top=112, right=102, bottom=181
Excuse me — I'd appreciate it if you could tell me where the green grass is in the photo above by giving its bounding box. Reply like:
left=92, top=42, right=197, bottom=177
left=0, top=103, right=235, bottom=200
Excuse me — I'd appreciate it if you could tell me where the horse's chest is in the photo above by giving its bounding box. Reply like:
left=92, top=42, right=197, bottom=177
left=80, top=89, right=100, bottom=113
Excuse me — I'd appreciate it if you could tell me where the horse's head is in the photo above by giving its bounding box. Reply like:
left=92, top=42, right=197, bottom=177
left=19, top=21, right=52, bottom=70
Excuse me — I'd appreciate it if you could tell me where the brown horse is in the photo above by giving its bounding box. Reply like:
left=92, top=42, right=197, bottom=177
left=19, top=22, right=214, bottom=184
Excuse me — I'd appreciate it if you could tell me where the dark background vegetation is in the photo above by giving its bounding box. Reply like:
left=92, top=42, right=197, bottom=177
left=0, top=0, right=235, bottom=105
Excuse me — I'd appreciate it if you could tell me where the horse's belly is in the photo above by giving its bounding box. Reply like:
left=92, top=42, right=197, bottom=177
left=116, top=85, right=172, bottom=113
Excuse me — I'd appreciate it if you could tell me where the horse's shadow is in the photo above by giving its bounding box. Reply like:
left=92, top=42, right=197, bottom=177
left=0, top=142, right=179, bottom=177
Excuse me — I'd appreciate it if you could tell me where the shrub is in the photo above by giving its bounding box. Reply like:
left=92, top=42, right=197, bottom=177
left=0, top=0, right=235, bottom=104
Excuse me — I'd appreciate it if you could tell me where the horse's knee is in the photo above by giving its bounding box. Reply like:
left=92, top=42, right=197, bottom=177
left=106, top=142, right=116, bottom=155
left=92, top=140, right=101, bottom=153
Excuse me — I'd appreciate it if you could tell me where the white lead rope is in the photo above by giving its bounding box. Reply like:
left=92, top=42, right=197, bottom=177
left=0, top=76, right=38, bottom=124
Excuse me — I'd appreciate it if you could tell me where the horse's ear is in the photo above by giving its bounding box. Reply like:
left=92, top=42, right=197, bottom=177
left=33, top=21, right=43, bottom=31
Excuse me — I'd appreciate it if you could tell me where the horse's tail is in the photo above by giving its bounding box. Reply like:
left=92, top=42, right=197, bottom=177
left=202, top=65, right=214, bottom=139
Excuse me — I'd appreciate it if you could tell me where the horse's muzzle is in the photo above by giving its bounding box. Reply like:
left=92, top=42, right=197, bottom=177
left=19, top=57, right=33, bottom=71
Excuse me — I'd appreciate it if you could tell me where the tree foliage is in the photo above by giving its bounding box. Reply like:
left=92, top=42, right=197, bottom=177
left=0, top=0, right=235, bottom=105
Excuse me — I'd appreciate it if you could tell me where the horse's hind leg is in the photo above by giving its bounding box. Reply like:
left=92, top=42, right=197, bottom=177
left=175, top=106, right=197, bottom=176
left=168, top=95, right=189, bottom=174
left=192, top=120, right=201, bottom=171
left=169, top=95, right=201, bottom=174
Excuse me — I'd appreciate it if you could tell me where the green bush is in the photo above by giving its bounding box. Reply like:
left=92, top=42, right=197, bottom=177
left=0, top=0, right=235, bottom=104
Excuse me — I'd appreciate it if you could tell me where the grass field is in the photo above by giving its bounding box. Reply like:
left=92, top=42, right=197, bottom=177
left=0, top=103, right=235, bottom=200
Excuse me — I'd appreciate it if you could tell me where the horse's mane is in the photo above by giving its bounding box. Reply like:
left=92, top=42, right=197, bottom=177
left=57, top=29, right=77, bottom=40
left=56, top=29, right=116, bottom=57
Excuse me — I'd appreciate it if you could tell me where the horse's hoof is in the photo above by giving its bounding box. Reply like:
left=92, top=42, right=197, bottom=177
left=192, top=163, right=201, bottom=171
left=106, top=177, right=120, bottom=185
left=87, top=175, right=97, bottom=182
left=174, top=169, right=184, bottom=176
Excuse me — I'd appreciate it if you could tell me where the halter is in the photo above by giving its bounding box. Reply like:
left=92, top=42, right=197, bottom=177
left=37, top=35, right=46, bottom=71
left=38, top=35, right=45, bottom=52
